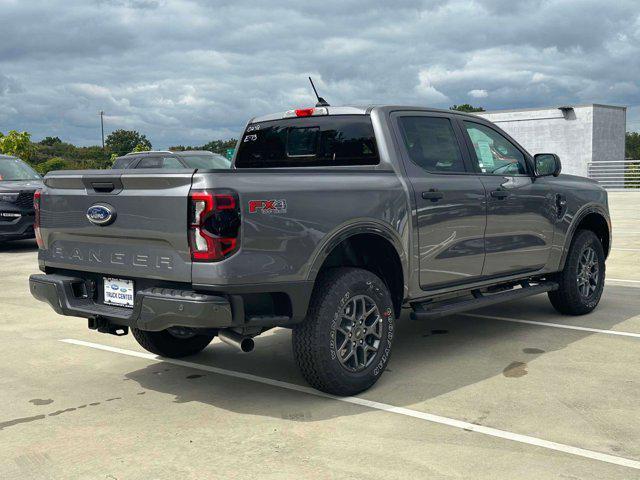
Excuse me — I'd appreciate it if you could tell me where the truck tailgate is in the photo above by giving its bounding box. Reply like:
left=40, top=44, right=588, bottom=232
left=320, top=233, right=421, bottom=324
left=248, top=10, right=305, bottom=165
left=39, top=169, right=194, bottom=282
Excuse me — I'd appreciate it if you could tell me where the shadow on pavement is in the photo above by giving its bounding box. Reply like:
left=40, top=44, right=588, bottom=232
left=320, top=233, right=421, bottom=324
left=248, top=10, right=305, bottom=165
left=0, top=239, right=38, bottom=252
left=124, top=288, right=638, bottom=422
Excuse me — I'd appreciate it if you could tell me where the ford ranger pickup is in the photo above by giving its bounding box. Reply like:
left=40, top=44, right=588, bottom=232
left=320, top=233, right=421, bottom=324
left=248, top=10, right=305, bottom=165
left=29, top=105, right=611, bottom=395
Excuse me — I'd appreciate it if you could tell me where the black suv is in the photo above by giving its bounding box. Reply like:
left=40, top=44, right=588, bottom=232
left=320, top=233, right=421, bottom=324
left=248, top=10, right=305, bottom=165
left=112, top=150, right=231, bottom=170
left=0, top=154, right=43, bottom=242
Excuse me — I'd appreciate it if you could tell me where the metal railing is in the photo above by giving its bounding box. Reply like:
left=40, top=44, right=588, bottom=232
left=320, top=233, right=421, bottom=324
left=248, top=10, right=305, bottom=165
left=587, top=159, right=640, bottom=189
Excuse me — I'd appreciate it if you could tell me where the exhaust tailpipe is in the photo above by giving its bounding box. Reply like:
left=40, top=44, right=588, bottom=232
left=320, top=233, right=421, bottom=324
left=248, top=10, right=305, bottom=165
left=219, top=330, right=254, bottom=353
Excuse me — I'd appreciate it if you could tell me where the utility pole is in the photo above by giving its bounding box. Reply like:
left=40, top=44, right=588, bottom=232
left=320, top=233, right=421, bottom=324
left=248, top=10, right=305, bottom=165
left=100, top=111, right=105, bottom=153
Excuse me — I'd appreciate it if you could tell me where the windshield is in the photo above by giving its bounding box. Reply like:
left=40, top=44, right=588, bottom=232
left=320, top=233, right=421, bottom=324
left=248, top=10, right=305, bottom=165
left=180, top=153, right=231, bottom=169
left=0, top=157, right=41, bottom=181
left=235, top=115, right=379, bottom=168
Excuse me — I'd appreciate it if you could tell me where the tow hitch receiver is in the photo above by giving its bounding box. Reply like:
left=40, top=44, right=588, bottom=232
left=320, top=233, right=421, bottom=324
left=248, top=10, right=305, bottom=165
left=88, top=317, right=129, bottom=336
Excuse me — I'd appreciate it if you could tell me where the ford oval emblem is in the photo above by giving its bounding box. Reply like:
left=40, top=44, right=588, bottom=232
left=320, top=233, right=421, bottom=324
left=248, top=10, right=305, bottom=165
left=86, top=204, right=116, bottom=226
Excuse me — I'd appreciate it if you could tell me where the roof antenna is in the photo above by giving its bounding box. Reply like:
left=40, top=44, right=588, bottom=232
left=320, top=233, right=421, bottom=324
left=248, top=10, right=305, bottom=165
left=309, top=77, right=330, bottom=107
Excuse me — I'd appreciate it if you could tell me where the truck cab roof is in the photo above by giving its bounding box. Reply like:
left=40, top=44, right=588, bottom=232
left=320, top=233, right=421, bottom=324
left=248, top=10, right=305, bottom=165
left=249, top=105, right=484, bottom=123
left=123, top=150, right=221, bottom=157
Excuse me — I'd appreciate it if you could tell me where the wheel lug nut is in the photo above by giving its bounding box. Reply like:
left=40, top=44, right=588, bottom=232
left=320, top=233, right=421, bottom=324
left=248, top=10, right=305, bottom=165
left=359, top=340, right=363, bottom=344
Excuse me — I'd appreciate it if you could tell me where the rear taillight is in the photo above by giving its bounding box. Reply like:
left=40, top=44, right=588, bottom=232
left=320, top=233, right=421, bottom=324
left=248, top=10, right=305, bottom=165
left=188, top=190, right=240, bottom=262
left=34, top=189, right=44, bottom=249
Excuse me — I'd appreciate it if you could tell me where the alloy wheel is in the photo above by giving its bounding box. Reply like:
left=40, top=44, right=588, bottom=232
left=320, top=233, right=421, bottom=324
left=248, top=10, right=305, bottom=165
left=577, top=246, right=599, bottom=298
left=334, top=294, right=383, bottom=372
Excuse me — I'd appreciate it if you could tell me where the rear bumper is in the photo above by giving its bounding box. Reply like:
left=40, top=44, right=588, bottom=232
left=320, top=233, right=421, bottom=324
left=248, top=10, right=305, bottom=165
left=29, top=273, right=235, bottom=331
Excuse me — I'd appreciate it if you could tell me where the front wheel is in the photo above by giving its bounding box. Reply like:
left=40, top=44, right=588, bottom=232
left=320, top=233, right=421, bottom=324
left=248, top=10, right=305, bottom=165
left=548, top=229, right=605, bottom=315
left=131, top=327, right=215, bottom=358
left=293, top=267, right=395, bottom=396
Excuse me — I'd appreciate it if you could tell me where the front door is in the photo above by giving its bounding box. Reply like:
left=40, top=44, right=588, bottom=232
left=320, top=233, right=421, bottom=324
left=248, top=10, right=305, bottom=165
left=459, top=119, right=556, bottom=277
left=393, top=113, right=487, bottom=288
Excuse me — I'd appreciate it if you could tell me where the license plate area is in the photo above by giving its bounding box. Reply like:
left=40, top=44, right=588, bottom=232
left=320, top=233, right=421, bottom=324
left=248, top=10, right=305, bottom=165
left=103, top=277, right=134, bottom=308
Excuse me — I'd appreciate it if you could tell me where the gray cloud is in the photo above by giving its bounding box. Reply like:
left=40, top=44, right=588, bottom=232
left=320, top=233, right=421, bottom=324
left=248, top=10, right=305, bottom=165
left=0, top=0, right=638, bottom=147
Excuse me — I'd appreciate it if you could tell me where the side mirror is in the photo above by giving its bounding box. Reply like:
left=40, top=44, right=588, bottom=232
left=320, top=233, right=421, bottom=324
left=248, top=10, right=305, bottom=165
left=534, top=153, right=561, bottom=177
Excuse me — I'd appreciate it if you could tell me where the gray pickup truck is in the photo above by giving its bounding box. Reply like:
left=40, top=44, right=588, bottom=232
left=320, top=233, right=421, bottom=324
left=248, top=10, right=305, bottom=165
left=29, top=105, right=610, bottom=395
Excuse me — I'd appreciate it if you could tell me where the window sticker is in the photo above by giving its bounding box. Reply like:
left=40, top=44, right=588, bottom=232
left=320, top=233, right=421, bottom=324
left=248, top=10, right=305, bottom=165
left=477, top=141, right=494, bottom=169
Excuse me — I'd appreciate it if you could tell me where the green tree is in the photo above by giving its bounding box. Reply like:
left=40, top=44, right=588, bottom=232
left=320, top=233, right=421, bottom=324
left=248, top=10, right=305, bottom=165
left=132, top=142, right=151, bottom=152
left=626, top=132, right=640, bottom=160
left=450, top=104, right=485, bottom=113
left=200, top=139, right=238, bottom=156
left=0, top=130, right=34, bottom=161
left=105, top=129, right=152, bottom=156
left=40, top=136, right=62, bottom=146
left=35, top=157, right=71, bottom=174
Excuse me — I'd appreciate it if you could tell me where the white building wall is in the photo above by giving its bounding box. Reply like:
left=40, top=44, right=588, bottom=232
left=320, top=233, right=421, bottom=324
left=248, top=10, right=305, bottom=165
left=592, top=105, right=626, bottom=165
left=477, top=104, right=626, bottom=177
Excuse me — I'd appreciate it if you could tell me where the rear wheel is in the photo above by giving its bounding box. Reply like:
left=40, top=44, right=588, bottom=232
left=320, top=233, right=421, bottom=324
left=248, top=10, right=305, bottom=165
left=548, top=229, right=605, bottom=315
left=131, top=327, right=215, bottom=358
left=293, top=267, right=395, bottom=396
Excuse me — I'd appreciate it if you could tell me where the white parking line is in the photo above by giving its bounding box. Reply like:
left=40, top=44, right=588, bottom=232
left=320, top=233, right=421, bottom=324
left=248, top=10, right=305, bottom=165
left=61, top=338, right=640, bottom=471
left=607, top=278, right=640, bottom=286
left=461, top=313, right=640, bottom=338
left=612, top=248, right=640, bottom=252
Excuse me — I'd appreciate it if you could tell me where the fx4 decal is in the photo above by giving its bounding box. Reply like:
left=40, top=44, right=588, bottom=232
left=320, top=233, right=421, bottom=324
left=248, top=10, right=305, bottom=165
left=248, top=199, right=287, bottom=214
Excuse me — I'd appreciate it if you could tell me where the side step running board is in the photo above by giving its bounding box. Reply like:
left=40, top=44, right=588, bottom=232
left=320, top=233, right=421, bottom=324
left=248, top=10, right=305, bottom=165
left=410, top=281, right=558, bottom=321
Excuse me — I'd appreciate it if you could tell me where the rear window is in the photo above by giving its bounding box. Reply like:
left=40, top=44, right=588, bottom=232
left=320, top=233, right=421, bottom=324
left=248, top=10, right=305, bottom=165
left=235, top=115, right=379, bottom=168
left=112, top=156, right=136, bottom=169
left=180, top=153, right=231, bottom=169
left=136, top=156, right=184, bottom=169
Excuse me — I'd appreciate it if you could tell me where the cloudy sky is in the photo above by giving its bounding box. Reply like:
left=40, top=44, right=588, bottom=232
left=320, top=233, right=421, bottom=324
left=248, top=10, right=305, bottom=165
left=1, top=0, right=639, bottom=148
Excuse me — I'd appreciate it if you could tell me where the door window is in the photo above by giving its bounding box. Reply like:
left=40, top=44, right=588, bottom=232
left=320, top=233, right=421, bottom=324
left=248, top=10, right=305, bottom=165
left=397, top=117, right=466, bottom=173
left=463, top=122, right=527, bottom=175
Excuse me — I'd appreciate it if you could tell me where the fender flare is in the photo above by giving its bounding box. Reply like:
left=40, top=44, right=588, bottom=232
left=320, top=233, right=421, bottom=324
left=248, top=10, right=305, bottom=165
left=559, top=204, right=611, bottom=269
left=306, top=220, right=408, bottom=289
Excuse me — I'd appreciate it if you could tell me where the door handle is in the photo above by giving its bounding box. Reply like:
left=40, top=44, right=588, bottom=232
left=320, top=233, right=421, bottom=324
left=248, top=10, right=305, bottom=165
left=422, top=190, right=444, bottom=202
left=490, top=189, right=509, bottom=199
left=91, top=182, right=115, bottom=193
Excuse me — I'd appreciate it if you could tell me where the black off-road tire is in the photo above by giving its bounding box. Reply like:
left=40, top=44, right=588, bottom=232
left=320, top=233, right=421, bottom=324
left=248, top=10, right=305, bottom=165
left=131, top=328, right=215, bottom=358
left=292, top=267, right=395, bottom=396
left=548, top=229, right=605, bottom=315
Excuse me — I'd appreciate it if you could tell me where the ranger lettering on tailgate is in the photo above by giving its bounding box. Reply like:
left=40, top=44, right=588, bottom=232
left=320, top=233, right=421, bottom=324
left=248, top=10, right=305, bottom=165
left=49, top=243, right=174, bottom=270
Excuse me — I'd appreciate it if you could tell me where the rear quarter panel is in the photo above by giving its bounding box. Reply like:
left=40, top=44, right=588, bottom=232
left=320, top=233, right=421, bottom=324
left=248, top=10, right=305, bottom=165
left=191, top=169, right=409, bottom=287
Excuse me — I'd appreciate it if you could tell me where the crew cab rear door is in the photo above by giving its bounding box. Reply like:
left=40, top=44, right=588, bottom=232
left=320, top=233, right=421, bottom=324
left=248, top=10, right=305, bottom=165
left=39, top=169, right=194, bottom=282
left=392, top=111, right=487, bottom=289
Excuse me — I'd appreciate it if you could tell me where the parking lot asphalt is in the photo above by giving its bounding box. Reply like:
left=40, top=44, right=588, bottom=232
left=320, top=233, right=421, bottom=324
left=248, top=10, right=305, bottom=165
left=1, top=193, right=639, bottom=480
